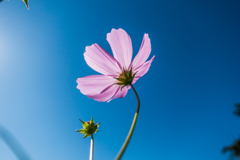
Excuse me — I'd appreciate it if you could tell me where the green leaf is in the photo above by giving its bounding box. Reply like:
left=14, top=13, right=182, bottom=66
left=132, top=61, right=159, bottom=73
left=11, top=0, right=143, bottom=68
left=22, top=0, right=29, bottom=9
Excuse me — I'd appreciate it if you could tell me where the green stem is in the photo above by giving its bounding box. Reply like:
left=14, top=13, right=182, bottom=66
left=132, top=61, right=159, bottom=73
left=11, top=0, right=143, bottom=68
left=115, top=84, right=140, bottom=160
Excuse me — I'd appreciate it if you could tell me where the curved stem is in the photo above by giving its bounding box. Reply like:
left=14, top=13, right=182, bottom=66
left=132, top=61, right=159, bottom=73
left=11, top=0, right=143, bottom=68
left=89, top=134, right=94, bottom=160
left=115, top=84, right=140, bottom=160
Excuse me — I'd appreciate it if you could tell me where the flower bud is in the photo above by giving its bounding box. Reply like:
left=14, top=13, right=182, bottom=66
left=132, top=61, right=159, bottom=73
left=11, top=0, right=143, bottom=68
left=76, top=116, right=100, bottom=138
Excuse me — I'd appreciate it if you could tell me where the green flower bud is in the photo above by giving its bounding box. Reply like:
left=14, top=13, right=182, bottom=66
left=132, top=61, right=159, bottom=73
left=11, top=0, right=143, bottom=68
left=76, top=116, right=100, bottom=138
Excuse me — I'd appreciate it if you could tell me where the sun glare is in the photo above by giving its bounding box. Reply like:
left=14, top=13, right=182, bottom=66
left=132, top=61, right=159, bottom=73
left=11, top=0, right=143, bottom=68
left=0, top=29, right=11, bottom=73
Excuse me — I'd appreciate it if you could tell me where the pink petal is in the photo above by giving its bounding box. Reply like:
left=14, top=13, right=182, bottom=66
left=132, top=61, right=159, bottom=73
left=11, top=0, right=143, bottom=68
left=107, top=28, right=132, bottom=69
left=84, top=43, right=121, bottom=76
left=76, top=75, right=115, bottom=96
left=133, top=55, right=155, bottom=79
left=88, top=85, right=119, bottom=102
left=132, top=77, right=139, bottom=85
left=131, top=34, right=151, bottom=70
left=107, top=86, right=129, bottom=102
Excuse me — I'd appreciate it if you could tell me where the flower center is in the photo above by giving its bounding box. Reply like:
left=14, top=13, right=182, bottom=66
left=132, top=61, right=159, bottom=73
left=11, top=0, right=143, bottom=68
left=114, top=67, right=137, bottom=90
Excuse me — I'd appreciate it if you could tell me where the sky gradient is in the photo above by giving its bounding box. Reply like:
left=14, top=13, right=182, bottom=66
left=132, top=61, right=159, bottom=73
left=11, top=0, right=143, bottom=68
left=0, top=0, right=240, bottom=160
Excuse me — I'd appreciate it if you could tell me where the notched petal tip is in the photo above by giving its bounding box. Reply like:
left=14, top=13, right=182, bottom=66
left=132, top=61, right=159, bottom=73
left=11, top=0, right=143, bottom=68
left=131, top=33, right=152, bottom=70
left=133, top=55, right=155, bottom=79
left=109, top=28, right=124, bottom=33
left=143, top=33, right=149, bottom=38
left=84, top=43, right=97, bottom=52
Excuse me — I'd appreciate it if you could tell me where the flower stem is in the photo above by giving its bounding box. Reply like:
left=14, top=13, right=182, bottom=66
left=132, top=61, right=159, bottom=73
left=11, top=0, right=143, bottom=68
left=89, top=134, right=94, bottom=160
left=115, top=84, right=140, bottom=160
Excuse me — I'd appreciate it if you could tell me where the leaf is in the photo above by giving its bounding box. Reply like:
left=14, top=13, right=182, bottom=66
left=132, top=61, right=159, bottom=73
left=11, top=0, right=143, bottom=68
left=22, top=0, right=29, bottom=10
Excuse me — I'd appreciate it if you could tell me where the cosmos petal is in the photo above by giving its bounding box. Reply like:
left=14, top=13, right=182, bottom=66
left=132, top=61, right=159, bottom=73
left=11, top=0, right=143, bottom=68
left=77, top=29, right=155, bottom=102
left=76, top=75, right=115, bottom=96
left=107, top=86, right=129, bottom=102
left=84, top=43, right=121, bottom=76
left=131, top=34, right=151, bottom=70
left=107, top=28, right=132, bottom=69
left=133, top=55, right=155, bottom=79
left=88, top=85, right=119, bottom=102
left=132, top=77, right=139, bottom=85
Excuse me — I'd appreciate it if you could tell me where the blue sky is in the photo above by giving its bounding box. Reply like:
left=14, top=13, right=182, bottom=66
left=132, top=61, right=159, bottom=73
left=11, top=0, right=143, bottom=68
left=0, top=0, right=240, bottom=160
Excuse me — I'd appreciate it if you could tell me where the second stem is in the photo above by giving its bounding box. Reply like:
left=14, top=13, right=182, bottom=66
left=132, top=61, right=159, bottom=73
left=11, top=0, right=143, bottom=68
left=89, top=134, right=94, bottom=160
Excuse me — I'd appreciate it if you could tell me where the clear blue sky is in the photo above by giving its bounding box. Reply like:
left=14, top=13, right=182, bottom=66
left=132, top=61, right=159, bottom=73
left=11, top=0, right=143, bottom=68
left=0, top=0, right=240, bottom=160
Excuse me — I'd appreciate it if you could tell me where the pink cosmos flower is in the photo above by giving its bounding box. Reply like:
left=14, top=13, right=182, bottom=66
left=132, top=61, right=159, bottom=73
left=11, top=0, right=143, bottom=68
left=76, top=28, right=155, bottom=102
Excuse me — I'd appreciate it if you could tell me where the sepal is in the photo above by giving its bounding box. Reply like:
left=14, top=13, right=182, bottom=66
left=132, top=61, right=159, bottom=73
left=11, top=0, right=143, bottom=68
left=114, top=67, right=137, bottom=87
left=22, top=0, right=29, bottom=9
